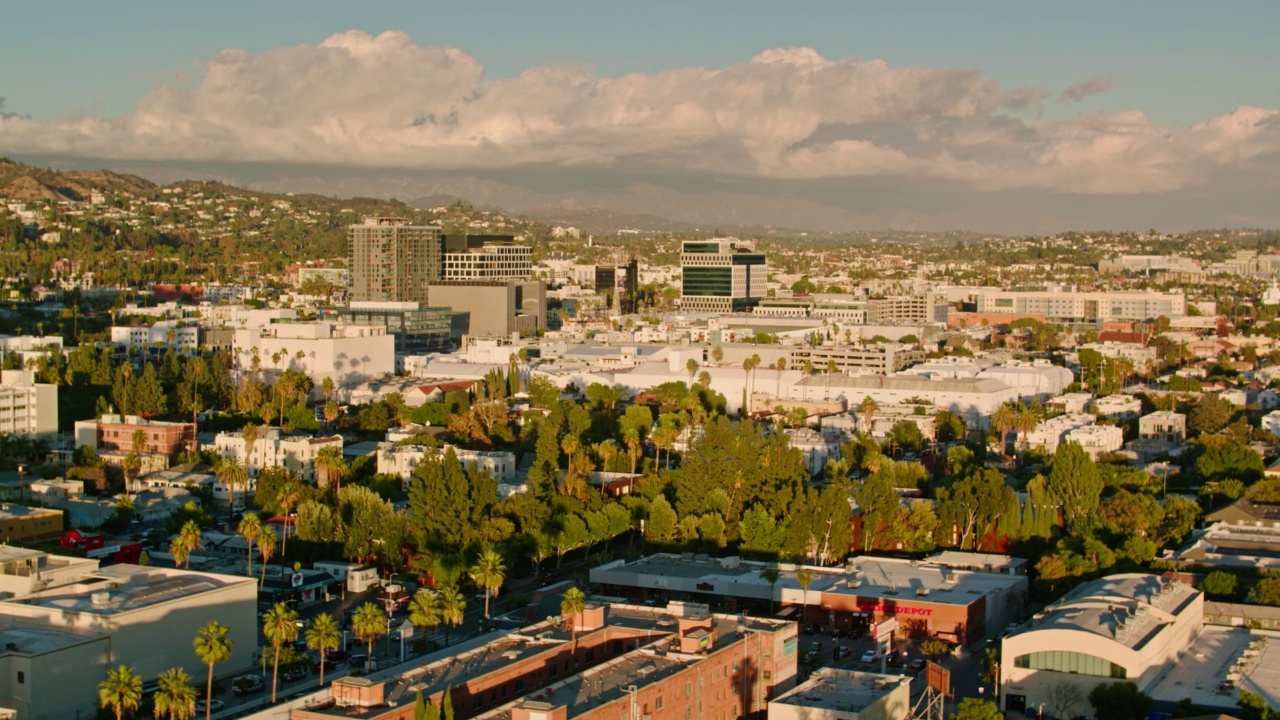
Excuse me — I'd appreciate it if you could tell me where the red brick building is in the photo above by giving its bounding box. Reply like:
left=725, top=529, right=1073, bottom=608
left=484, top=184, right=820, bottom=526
left=291, top=603, right=797, bottom=720
left=74, top=414, right=196, bottom=458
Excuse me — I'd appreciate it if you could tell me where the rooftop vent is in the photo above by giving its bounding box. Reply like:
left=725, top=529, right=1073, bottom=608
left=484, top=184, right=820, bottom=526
left=916, top=588, right=929, bottom=597
left=91, top=591, right=111, bottom=607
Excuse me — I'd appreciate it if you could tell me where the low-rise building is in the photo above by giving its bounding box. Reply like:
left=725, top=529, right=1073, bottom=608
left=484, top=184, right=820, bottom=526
left=1140, top=411, right=1187, bottom=444
left=109, top=320, right=199, bottom=354
left=770, top=668, right=912, bottom=720
left=0, top=504, right=63, bottom=541
left=790, top=375, right=1019, bottom=430
left=1065, top=424, right=1125, bottom=459
left=74, top=414, right=197, bottom=458
left=376, top=443, right=516, bottom=489
left=232, top=321, right=395, bottom=393
left=1023, top=414, right=1095, bottom=455
left=211, top=426, right=343, bottom=482
left=1047, top=392, right=1093, bottom=415
left=1094, top=395, right=1142, bottom=420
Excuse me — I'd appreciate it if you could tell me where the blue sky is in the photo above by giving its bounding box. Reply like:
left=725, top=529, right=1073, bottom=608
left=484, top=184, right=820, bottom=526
left=4, top=1, right=1278, bottom=124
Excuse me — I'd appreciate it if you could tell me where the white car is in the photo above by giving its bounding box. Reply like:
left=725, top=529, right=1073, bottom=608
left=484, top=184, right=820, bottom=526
left=860, top=650, right=878, bottom=664
left=196, top=699, right=225, bottom=713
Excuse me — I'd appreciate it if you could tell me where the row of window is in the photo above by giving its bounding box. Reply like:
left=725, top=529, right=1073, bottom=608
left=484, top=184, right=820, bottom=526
left=1014, top=650, right=1126, bottom=678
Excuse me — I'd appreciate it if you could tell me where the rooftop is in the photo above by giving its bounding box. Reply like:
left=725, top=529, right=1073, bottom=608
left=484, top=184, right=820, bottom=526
left=770, top=668, right=910, bottom=714
left=12, top=564, right=251, bottom=616
left=0, top=625, right=100, bottom=655
left=1147, top=627, right=1278, bottom=712
left=796, top=374, right=1013, bottom=394
left=1017, top=574, right=1199, bottom=650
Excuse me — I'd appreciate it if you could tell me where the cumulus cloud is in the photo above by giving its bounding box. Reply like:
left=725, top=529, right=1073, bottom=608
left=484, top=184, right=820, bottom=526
left=0, top=31, right=1277, bottom=195
left=1059, top=75, right=1117, bottom=104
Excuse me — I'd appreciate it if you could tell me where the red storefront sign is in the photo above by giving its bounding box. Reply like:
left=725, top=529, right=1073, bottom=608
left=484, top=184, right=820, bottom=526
left=856, top=603, right=933, bottom=617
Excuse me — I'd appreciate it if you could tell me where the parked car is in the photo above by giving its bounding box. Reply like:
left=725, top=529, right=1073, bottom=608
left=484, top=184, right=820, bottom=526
left=312, top=657, right=337, bottom=673
left=231, top=675, right=263, bottom=696
left=808, top=641, right=821, bottom=655
left=860, top=650, right=878, bottom=664
left=349, top=653, right=369, bottom=668
left=830, top=627, right=845, bottom=639
left=848, top=626, right=866, bottom=640
left=282, top=666, right=308, bottom=682
left=886, top=650, right=901, bottom=666
left=325, top=649, right=347, bottom=662
left=196, top=699, right=225, bottom=712
left=835, top=645, right=853, bottom=659
left=908, top=657, right=926, bottom=672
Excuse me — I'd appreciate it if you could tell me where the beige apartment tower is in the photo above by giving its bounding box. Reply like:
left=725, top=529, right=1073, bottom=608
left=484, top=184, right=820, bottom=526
left=348, top=217, right=442, bottom=303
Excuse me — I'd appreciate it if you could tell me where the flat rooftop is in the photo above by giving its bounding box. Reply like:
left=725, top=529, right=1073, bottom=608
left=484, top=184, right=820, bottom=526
left=12, top=564, right=250, bottom=615
left=0, top=625, right=100, bottom=654
left=1018, top=574, right=1199, bottom=650
left=0, top=504, right=62, bottom=520
left=1147, top=627, right=1278, bottom=712
left=771, top=668, right=909, bottom=714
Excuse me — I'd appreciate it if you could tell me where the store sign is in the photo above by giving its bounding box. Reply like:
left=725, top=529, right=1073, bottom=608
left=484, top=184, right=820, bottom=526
left=857, top=603, right=933, bottom=617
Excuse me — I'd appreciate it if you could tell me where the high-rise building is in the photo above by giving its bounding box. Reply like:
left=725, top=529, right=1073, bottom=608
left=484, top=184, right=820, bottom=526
left=441, top=234, right=532, bottom=281
left=595, top=257, right=639, bottom=314
left=348, top=217, right=442, bottom=303
left=680, top=238, right=767, bottom=313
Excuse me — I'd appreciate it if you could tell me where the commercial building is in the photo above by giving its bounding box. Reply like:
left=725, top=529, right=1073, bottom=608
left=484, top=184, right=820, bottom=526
left=427, top=279, right=546, bottom=338
left=790, top=375, right=1019, bottom=430
left=232, top=321, right=395, bottom=391
left=0, top=505, right=63, bottom=542
left=590, top=553, right=1027, bottom=646
left=866, top=293, right=949, bottom=325
left=211, top=426, right=343, bottom=482
left=976, top=289, right=1186, bottom=324
left=325, top=302, right=453, bottom=354
left=0, top=371, right=57, bottom=440
left=74, top=414, right=197, bottom=458
left=769, top=668, right=911, bottom=720
left=1000, top=574, right=1201, bottom=717
left=349, top=217, right=442, bottom=304
left=0, top=549, right=258, bottom=720
left=680, top=238, right=767, bottom=313
left=594, top=257, right=639, bottom=314
left=788, top=345, right=926, bottom=376
left=284, top=601, right=796, bottom=720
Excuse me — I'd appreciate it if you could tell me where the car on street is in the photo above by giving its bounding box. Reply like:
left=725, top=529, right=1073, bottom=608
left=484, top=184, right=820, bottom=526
left=325, top=649, right=346, bottom=662
left=282, top=666, right=308, bottom=682
left=312, top=657, right=337, bottom=673
left=860, top=650, right=878, bottom=664
left=835, top=645, right=852, bottom=659
left=231, top=675, right=263, bottom=696
left=196, top=700, right=225, bottom=712
left=886, top=650, right=901, bottom=666
left=908, top=657, right=926, bottom=672
left=848, top=626, right=866, bottom=640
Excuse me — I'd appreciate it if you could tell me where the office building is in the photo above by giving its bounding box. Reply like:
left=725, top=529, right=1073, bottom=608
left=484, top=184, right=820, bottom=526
left=284, top=601, right=796, bottom=720
left=0, top=505, right=63, bottom=542
left=0, top=371, right=57, bottom=440
left=595, top=257, right=639, bottom=314
left=976, top=289, right=1186, bottom=324
left=427, top=280, right=546, bottom=338
left=680, top=238, right=767, bottom=313
left=866, top=293, right=949, bottom=325
left=349, top=217, right=442, bottom=303
left=325, top=302, right=453, bottom=354
left=74, top=414, right=197, bottom=458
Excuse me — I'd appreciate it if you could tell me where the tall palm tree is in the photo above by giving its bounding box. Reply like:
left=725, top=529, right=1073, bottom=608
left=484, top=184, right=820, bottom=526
left=991, top=405, right=1015, bottom=459
left=560, top=586, right=587, bottom=647
left=859, top=396, right=879, bottom=435
left=305, top=613, right=340, bottom=688
left=408, top=590, right=441, bottom=645
left=238, top=512, right=261, bottom=577
left=257, top=524, right=277, bottom=587
left=469, top=547, right=506, bottom=626
left=99, top=665, right=143, bottom=720
left=241, top=422, right=258, bottom=476
left=686, top=358, right=698, bottom=386
left=436, top=584, right=466, bottom=646
left=276, top=481, right=302, bottom=557
left=1014, top=408, right=1039, bottom=455
left=775, top=358, right=787, bottom=397
left=216, top=458, right=248, bottom=522
left=315, top=446, right=346, bottom=492
left=172, top=520, right=203, bottom=569
left=825, top=359, right=837, bottom=400
left=194, top=621, right=232, bottom=720
left=796, top=570, right=813, bottom=624
left=351, top=602, right=386, bottom=670
left=263, top=601, right=299, bottom=703
left=153, top=667, right=196, bottom=720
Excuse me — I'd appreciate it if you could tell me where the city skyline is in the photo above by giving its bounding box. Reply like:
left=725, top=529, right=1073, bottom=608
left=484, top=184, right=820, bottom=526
left=3, top=4, right=1279, bottom=232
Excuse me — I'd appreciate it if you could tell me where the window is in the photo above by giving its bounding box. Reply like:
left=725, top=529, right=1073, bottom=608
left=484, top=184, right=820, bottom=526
left=656, top=697, right=664, bottom=710
left=17, top=671, right=24, bottom=684
left=763, top=671, right=772, bottom=681
left=1013, top=651, right=1126, bottom=678
left=686, top=681, right=693, bottom=697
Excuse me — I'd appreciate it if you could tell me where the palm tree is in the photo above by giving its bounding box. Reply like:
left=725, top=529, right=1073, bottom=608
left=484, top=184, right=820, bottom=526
left=825, top=359, right=837, bottom=399
left=560, top=586, right=587, bottom=647
left=469, top=547, right=506, bottom=626
left=322, top=375, right=335, bottom=404
left=216, top=458, right=248, bottom=522
left=991, top=405, right=1015, bottom=459
left=796, top=570, right=813, bottom=625
left=257, top=524, right=277, bottom=587
left=172, top=520, right=203, bottom=569
left=99, top=665, right=143, bottom=720
left=351, top=602, right=386, bottom=670
left=153, top=667, right=197, bottom=720
left=193, top=621, right=233, bottom=720
left=276, top=481, right=301, bottom=557
left=859, top=396, right=879, bottom=435
left=686, top=357, right=699, bottom=386
left=242, top=422, right=258, bottom=476
left=315, top=446, right=346, bottom=492
left=263, top=601, right=299, bottom=703
left=305, top=613, right=340, bottom=688
left=711, top=345, right=724, bottom=364
left=408, top=590, right=441, bottom=645
left=1014, top=408, right=1038, bottom=455
left=436, top=584, right=466, bottom=646
left=760, top=568, right=780, bottom=614
left=238, top=512, right=261, bottom=577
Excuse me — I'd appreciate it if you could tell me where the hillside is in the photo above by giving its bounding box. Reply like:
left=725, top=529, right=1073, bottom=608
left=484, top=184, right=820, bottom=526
left=0, top=157, right=155, bottom=201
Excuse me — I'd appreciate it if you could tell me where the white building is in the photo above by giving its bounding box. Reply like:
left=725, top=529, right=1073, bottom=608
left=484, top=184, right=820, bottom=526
left=1140, top=411, right=1186, bottom=443
left=1000, top=574, right=1202, bottom=718
left=109, top=320, right=199, bottom=353
left=1065, top=424, right=1125, bottom=459
left=0, top=335, right=64, bottom=368
left=1263, top=410, right=1280, bottom=439
left=1023, top=414, right=1096, bottom=455
left=976, top=289, right=1186, bottom=323
left=975, top=361, right=1074, bottom=401
left=791, top=375, right=1019, bottom=430
left=769, top=668, right=911, bottom=720
left=231, top=321, right=394, bottom=392
left=199, top=305, right=297, bottom=329
left=1048, top=392, right=1094, bottom=414
left=376, top=443, right=516, bottom=489
left=210, top=426, right=343, bottom=482
left=0, top=370, right=57, bottom=439
left=1094, top=395, right=1143, bottom=420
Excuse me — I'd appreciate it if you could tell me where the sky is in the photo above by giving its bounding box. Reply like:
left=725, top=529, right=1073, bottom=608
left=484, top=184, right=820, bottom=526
left=3, top=2, right=1280, bottom=232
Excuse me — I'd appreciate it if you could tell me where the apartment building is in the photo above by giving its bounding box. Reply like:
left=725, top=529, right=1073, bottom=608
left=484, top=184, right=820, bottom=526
left=442, top=235, right=532, bottom=281
left=211, top=426, right=342, bottom=482
left=108, top=320, right=199, bottom=353
left=376, top=443, right=517, bottom=489
left=348, top=217, right=442, bottom=304
left=0, top=371, right=57, bottom=440
left=1139, top=411, right=1187, bottom=444
left=680, top=238, right=768, bottom=313
left=976, top=289, right=1186, bottom=323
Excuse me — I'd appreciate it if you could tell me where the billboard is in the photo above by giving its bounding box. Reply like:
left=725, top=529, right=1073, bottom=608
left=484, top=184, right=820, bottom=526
left=927, top=662, right=952, bottom=698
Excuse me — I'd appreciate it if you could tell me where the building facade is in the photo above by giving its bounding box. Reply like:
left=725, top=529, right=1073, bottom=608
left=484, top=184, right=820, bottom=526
left=442, top=235, right=532, bottom=281
left=976, top=289, right=1186, bottom=324
left=325, top=302, right=453, bottom=354
left=680, top=239, right=768, bottom=313
left=211, top=426, right=343, bottom=482
left=232, top=322, right=395, bottom=391
left=349, top=217, right=442, bottom=303
left=0, top=371, right=57, bottom=439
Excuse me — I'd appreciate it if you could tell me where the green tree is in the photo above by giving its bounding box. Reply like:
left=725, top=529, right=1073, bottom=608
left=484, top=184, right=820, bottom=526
left=408, top=590, right=441, bottom=645
left=153, top=667, right=197, bottom=720
left=436, top=584, right=466, bottom=645
left=1200, top=571, right=1239, bottom=599
left=470, top=547, right=506, bottom=624
left=938, top=468, right=1014, bottom=551
left=216, top=457, right=248, bottom=521
left=193, top=621, right=232, bottom=720
left=1251, top=577, right=1280, bottom=606
left=645, top=495, right=678, bottom=542
left=953, top=697, right=1002, bottom=720
left=257, top=524, right=277, bottom=587
left=351, top=602, right=386, bottom=670
left=1046, top=442, right=1103, bottom=527
left=1089, top=681, right=1153, bottom=720
left=238, top=512, right=261, bottom=578
left=99, top=665, right=143, bottom=720
left=407, top=448, right=498, bottom=553
left=263, top=601, right=299, bottom=702
left=619, top=405, right=653, bottom=475
left=1188, top=394, right=1233, bottom=436
left=561, top=586, right=587, bottom=646
left=305, top=613, right=340, bottom=688
left=920, top=639, right=950, bottom=660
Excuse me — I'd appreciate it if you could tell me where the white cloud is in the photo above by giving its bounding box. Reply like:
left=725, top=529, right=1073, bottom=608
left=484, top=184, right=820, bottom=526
left=1, top=30, right=1277, bottom=195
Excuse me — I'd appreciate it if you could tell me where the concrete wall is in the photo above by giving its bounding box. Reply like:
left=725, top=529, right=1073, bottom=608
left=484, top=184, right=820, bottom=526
left=0, top=634, right=110, bottom=720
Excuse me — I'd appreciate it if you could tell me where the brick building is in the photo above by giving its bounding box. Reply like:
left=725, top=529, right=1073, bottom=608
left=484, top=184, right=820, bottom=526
left=289, top=602, right=797, bottom=720
left=74, top=414, right=197, bottom=458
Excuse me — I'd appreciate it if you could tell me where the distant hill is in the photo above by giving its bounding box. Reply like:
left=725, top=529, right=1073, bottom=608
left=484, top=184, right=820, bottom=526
left=0, top=157, right=155, bottom=201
